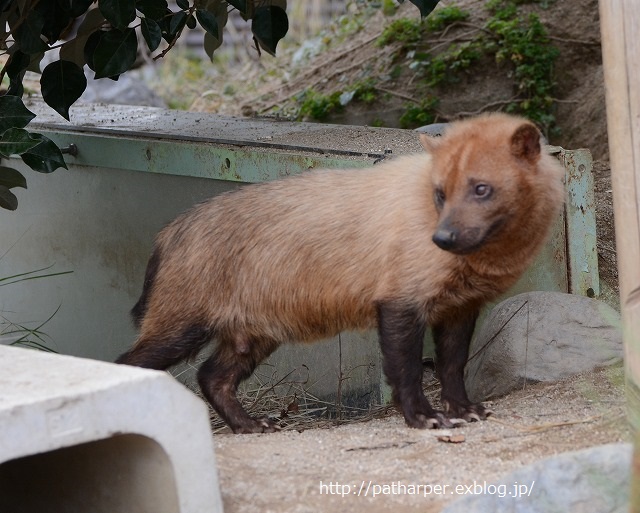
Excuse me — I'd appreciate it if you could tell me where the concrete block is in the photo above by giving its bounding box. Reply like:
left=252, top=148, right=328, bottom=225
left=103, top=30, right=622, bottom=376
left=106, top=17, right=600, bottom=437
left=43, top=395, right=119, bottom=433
left=0, top=345, right=223, bottom=513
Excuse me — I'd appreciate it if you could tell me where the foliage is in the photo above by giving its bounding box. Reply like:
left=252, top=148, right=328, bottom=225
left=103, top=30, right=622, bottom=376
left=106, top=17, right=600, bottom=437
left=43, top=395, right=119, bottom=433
left=377, top=5, right=469, bottom=47
left=425, top=5, right=470, bottom=31
left=399, top=97, right=439, bottom=128
left=0, top=0, right=442, bottom=210
left=0, top=265, right=73, bottom=352
left=0, top=95, right=67, bottom=210
left=298, top=89, right=343, bottom=121
left=376, top=0, right=559, bottom=133
left=423, top=41, right=483, bottom=87
left=486, top=5, right=559, bottom=130
left=0, top=0, right=291, bottom=210
left=297, top=79, right=379, bottom=122
left=377, top=17, right=423, bottom=46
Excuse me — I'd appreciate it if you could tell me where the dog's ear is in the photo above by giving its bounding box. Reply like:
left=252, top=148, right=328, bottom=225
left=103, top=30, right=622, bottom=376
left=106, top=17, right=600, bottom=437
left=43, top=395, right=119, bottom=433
left=419, top=133, right=443, bottom=154
left=511, top=123, right=541, bottom=163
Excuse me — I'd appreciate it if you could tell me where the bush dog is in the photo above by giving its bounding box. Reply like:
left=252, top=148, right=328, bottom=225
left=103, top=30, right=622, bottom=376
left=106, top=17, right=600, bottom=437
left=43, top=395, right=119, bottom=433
left=116, top=113, right=565, bottom=433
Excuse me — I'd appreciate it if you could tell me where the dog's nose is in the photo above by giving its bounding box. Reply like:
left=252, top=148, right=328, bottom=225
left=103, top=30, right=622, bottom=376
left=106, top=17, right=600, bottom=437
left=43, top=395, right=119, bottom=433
left=432, top=229, right=457, bottom=250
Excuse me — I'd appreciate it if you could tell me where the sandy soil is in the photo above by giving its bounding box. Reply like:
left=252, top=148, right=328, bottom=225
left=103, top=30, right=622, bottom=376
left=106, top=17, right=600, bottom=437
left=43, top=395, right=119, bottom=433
left=213, top=364, right=628, bottom=513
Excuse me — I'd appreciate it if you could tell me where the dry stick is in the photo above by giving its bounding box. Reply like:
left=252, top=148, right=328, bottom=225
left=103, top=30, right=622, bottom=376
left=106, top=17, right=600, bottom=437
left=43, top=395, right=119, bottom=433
left=552, top=98, right=580, bottom=104
left=154, top=5, right=197, bottom=60
left=467, top=300, right=528, bottom=362
left=455, top=21, right=496, bottom=38
left=336, top=333, right=343, bottom=424
left=375, top=86, right=420, bottom=104
left=424, top=29, right=483, bottom=54
left=547, top=35, right=601, bottom=46
left=247, top=367, right=308, bottom=411
left=522, top=298, right=530, bottom=392
left=456, top=97, right=523, bottom=117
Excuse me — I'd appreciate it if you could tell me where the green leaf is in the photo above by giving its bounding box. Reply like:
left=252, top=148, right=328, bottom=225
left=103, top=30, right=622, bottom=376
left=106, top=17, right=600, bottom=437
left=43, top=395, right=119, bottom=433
left=0, top=166, right=28, bottom=189
left=141, top=17, right=162, bottom=51
left=41, top=60, right=88, bottom=121
left=407, top=0, right=440, bottom=17
left=26, top=52, right=45, bottom=73
left=136, top=0, right=168, bottom=21
left=99, top=0, right=136, bottom=30
left=0, top=128, right=40, bottom=158
left=0, top=185, right=18, bottom=211
left=60, top=8, right=107, bottom=67
left=227, top=0, right=246, bottom=15
left=5, top=51, right=30, bottom=97
left=186, top=14, right=196, bottom=29
left=169, top=11, right=187, bottom=35
left=20, top=133, right=68, bottom=174
left=176, top=0, right=189, bottom=9
left=203, top=31, right=222, bottom=61
left=37, top=1, right=74, bottom=42
left=92, top=28, right=138, bottom=79
left=251, top=6, right=288, bottom=57
left=196, top=8, right=218, bottom=40
left=0, top=96, right=36, bottom=133
left=13, top=9, right=47, bottom=54
left=70, top=0, right=96, bottom=17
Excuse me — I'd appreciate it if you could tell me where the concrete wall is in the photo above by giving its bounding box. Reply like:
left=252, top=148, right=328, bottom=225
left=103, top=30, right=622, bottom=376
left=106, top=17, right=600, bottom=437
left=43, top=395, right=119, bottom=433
left=1, top=160, right=384, bottom=407
left=1, top=161, right=238, bottom=359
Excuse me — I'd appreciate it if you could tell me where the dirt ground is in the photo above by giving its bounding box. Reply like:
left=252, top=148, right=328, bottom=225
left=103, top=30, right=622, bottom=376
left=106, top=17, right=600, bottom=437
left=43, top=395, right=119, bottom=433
left=213, top=365, right=628, bottom=513
left=190, top=2, right=629, bottom=511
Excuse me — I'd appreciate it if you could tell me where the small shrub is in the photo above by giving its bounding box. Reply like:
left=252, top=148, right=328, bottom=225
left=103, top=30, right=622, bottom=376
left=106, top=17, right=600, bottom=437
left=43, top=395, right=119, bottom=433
left=298, top=89, right=343, bottom=121
left=426, top=6, right=470, bottom=32
left=399, top=97, right=439, bottom=128
left=377, top=18, right=423, bottom=46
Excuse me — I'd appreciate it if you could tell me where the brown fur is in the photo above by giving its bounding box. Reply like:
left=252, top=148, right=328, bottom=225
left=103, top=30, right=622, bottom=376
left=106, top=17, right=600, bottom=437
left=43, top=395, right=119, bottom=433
left=116, top=113, right=565, bottom=433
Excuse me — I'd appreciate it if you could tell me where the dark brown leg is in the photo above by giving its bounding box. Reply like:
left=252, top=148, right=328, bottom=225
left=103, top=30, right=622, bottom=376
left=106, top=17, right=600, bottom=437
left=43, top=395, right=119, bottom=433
left=197, top=337, right=280, bottom=434
left=377, top=302, right=454, bottom=429
left=433, top=308, right=489, bottom=422
left=116, top=324, right=213, bottom=370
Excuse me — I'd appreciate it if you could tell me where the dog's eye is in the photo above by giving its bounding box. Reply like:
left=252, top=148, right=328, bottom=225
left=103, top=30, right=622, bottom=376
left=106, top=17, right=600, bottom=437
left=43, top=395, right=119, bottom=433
left=474, top=183, right=492, bottom=198
left=434, top=187, right=445, bottom=207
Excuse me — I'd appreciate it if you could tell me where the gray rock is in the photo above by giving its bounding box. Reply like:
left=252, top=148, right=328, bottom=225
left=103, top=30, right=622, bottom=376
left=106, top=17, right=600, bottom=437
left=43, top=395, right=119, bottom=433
left=465, top=291, right=622, bottom=403
left=442, top=443, right=631, bottom=513
left=414, top=122, right=448, bottom=137
left=81, top=68, right=166, bottom=108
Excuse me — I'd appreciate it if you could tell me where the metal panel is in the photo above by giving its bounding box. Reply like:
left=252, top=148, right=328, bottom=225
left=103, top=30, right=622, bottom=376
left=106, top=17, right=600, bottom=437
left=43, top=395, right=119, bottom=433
left=556, top=147, right=600, bottom=296
left=39, top=130, right=375, bottom=184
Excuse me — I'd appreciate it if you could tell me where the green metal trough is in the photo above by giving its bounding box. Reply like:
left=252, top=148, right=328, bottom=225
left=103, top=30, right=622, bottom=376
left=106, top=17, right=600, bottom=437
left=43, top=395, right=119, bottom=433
left=0, top=100, right=598, bottom=411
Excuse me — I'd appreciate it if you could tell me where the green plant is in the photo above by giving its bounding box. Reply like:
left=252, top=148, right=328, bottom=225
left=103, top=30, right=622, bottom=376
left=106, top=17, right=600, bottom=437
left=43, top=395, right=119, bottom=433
left=297, top=80, right=378, bottom=121
left=377, top=18, right=424, bottom=46
left=399, top=97, right=439, bottom=128
left=298, top=89, right=343, bottom=121
left=381, top=0, right=399, bottom=16
left=1, top=308, right=59, bottom=352
left=425, top=5, right=470, bottom=31
left=377, top=5, right=468, bottom=48
left=0, top=96, right=67, bottom=210
left=385, top=0, right=558, bottom=134
left=425, top=41, right=483, bottom=87
left=352, top=78, right=378, bottom=104
left=486, top=10, right=559, bottom=132
left=0, top=265, right=73, bottom=351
